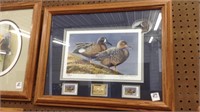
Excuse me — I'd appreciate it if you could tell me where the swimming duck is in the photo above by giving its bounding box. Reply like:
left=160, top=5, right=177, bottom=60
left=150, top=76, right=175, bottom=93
left=73, top=37, right=112, bottom=61
left=95, top=40, right=130, bottom=71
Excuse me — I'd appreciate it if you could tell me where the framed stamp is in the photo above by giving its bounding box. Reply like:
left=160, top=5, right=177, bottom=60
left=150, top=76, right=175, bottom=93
left=122, top=85, right=140, bottom=98
left=91, top=84, right=108, bottom=97
left=61, top=83, right=78, bottom=95
left=0, top=2, right=42, bottom=101
left=35, top=0, right=174, bottom=110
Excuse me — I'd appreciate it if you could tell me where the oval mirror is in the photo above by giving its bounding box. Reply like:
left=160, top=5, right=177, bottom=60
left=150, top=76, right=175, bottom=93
left=0, top=20, right=22, bottom=76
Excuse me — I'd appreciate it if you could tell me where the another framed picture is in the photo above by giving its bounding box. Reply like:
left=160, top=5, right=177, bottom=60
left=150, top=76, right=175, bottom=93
left=35, top=0, right=174, bottom=110
left=61, top=83, right=78, bottom=95
left=122, top=85, right=140, bottom=98
left=0, top=2, right=42, bottom=101
left=60, top=28, right=143, bottom=82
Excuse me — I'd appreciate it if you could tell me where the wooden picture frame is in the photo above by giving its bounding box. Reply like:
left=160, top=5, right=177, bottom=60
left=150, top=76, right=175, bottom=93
left=35, top=0, right=174, bottom=110
left=0, top=2, right=42, bottom=101
left=0, top=107, right=23, bottom=112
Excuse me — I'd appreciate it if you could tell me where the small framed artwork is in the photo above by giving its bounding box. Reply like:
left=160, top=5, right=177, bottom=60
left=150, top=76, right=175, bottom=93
left=35, top=0, right=174, bottom=110
left=0, top=2, right=42, bottom=101
left=91, top=84, right=108, bottom=97
left=122, top=85, right=140, bottom=98
left=61, top=83, right=78, bottom=95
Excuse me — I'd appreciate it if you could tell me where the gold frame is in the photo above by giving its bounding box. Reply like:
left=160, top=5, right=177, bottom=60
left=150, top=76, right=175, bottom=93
left=35, top=0, right=174, bottom=110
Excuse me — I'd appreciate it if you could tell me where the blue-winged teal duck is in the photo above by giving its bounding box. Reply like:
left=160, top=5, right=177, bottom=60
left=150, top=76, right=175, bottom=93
left=73, top=37, right=112, bottom=61
left=95, top=40, right=130, bottom=71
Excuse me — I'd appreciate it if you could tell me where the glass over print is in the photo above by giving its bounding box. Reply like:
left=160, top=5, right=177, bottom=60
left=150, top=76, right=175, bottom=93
left=61, top=28, right=143, bottom=82
left=45, top=9, right=163, bottom=101
left=0, top=9, right=33, bottom=91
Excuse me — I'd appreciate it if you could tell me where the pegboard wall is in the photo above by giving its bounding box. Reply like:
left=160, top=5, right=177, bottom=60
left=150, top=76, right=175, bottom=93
left=0, top=0, right=199, bottom=111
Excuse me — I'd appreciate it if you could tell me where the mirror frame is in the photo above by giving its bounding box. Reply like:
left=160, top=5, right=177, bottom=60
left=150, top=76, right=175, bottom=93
left=35, top=0, right=174, bottom=110
left=0, top=2, right=42, bottom=101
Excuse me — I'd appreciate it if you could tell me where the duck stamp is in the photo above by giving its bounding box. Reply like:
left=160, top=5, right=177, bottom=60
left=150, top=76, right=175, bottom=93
left=91, top=84, right=108, bottom=97
left=122, top=85, right=140, bottom=98
left=61, top=83, right=78, bottom=95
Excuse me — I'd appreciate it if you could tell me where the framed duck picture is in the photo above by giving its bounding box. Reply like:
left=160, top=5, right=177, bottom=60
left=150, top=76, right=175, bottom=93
left=0, top=2, right=42, bottom=101
left=35, top=0, right=174, bottom=110
left=60, top=28, right=144, bottom=82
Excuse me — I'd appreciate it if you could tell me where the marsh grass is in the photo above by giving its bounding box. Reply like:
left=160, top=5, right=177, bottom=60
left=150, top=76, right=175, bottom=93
left=66, top=53, right=122, bottom=75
